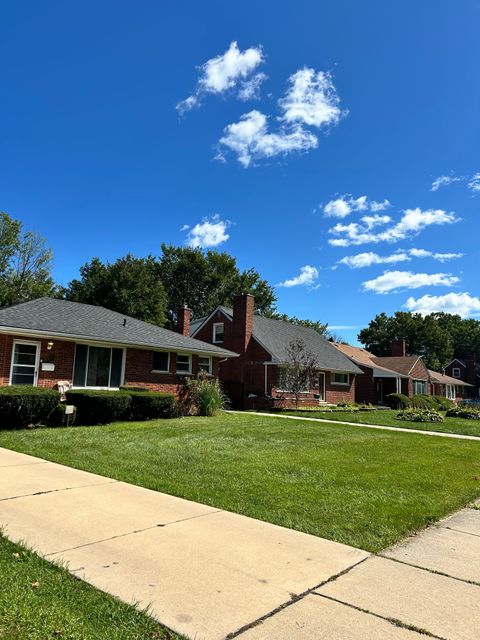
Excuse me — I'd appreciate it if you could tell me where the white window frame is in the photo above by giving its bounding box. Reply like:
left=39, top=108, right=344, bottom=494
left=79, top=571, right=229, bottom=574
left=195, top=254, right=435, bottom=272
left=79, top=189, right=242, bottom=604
left=452, top=367, right=461, bottom=378
left=198, top=355, right=212, bottom=374
left=72, top=344, right=125, bottom=390
left=151, top=351, right=170, bottom=373
left=413, top=379, right=427, bottom=395
left=332, top=372, right=350, bottom=386
left=446, top=384, right=456, bottom=400
left=9, top=339, right=41, bottom=387
left=176, top=353, right=192, bottom=374
left=212, top=322, right=224, bottom=344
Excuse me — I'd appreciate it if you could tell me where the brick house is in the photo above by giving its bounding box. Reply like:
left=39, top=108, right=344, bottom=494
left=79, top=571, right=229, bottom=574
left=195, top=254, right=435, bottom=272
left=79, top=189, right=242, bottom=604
left=0, top=298, right=236, bottom=394
left=444, top=355, right=480, bottom=398
left=190, top=294, right=362, bottom=408
left=335, top=339, right=471, bottom=404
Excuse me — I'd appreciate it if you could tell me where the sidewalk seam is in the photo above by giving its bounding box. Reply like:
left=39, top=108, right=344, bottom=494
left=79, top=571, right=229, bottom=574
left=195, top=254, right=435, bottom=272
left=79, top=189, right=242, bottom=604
left=378, top=553, right=480, bottom=587
left=0, top=480, right=118, bottom=502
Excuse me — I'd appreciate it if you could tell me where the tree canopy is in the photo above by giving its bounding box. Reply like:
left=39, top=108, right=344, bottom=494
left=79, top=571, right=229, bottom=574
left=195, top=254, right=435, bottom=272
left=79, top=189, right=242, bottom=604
left=358, top=311, right=480, bottom=370
left=0, top=212, right=54, bottom=306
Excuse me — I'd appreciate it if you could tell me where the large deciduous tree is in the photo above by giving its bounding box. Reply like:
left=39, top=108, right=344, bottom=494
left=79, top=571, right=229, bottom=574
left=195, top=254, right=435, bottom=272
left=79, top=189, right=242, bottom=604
left=157, top=244, right=276, bottom=325
left=61, top=255, right=167, bottom=326
left=0, top=212, right=54, bottom=306
left=358, top=311, right=480, bottom=370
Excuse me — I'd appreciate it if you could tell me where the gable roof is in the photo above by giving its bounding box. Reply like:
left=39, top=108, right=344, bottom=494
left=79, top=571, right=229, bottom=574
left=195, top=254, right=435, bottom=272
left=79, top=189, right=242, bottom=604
left=370, top=355, right=428, bottom=379
left=334, top=343, right=409, bottom=378
left=0, top=298, right=237, bottom=357
left=192, top=306, right=362, bottom=374
left=428, top=369, right=473, bottom=387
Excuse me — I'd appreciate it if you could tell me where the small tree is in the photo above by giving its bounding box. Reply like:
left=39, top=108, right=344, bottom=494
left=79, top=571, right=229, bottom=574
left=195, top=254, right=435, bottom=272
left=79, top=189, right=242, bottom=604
left=279, top=339, right=318, bottom=409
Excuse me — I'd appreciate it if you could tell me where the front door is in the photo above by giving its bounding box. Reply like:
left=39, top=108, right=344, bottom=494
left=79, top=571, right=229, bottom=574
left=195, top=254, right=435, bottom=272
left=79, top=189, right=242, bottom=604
left=318, top=372, right=326, bottom=402
left=10, top=340, right=40, bottom=386
left=376, top=379, right=384, bottom=404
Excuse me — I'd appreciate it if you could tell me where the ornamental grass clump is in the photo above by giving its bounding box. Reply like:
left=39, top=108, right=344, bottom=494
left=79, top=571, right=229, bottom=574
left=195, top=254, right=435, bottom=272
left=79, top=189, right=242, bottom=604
left=185, top=373, right=227, bottom=416
left=397, top=407, right=444, bottom=423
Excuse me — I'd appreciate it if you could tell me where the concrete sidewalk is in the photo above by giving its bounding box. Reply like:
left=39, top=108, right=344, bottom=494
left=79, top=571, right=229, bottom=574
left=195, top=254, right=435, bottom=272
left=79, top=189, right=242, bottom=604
left=1, top=447, right=480, bottom=640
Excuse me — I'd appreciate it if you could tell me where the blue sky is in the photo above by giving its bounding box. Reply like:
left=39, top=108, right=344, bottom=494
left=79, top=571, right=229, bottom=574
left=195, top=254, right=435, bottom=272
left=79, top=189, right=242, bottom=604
left=1, top=1, right=479, bottom=344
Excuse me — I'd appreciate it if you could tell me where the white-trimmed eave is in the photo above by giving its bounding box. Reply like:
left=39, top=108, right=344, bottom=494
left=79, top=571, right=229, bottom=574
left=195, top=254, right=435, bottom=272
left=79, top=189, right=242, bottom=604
left=190, top=307, right=233, bottom=338
left=0, top=326, right=238, bottom=359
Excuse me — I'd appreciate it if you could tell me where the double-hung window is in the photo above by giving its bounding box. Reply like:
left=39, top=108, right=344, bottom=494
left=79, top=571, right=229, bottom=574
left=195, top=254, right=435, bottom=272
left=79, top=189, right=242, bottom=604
left=176, top=354, right=192, bottom=374
left=332, top=372, right=350, bottom=385
left=213, top=323, right=224, bottom=343
left=152, top=351, right=170, bottom=373
left=413, top=380, right=427, bottom=395
left=198, top=356, right=212, bottom=374
left=73, top=345, right=124, bottom=388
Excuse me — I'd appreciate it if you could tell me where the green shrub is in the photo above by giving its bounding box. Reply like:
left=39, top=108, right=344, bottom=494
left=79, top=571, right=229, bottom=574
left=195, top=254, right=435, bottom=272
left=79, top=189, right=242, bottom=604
left=46, top=403, right=77, bottom=427
left=184, top=373, right=227, bottom=416
left=431, top=395, right=454, bottom=411
left=386, top=393, right=410, bottom=409
left=446, top=406, right=480, bottom=420
left=66, top=390, right=131, bottom=425
left=409, top=394, right=436, bottom=409
left=397, top=407, right=444, bottom=423
left=120, top=385, right=149, bottom=393
left=129, top=391, right=179, bottom=421
left=0, top=386, right=61, bottom=429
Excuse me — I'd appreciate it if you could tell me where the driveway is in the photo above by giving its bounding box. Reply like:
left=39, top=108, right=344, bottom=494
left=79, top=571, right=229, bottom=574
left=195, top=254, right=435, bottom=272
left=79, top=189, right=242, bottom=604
left=1, top=446, right=479, bottom=640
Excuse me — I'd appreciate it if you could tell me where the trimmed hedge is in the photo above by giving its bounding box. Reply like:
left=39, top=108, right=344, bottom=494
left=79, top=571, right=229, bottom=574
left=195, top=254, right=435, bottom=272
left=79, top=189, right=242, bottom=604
left=446, top=405, right=480, bottom=420
left=397, top=407, right=444, bottom=423
left=46, top=403, right=77, bottom=427
left=66, top=390, right=132, bottom=425
left=386, top=393, right=410, bottom=409
left=129, top=391, right=179, bottom=421
left=0, top=386, right=61, bottom=429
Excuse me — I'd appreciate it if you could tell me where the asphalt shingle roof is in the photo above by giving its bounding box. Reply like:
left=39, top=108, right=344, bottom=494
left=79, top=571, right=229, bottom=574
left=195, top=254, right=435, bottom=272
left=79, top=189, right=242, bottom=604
left=0, top=298, right=237, bottom=357
left=194, top=307, right=361, bottom=374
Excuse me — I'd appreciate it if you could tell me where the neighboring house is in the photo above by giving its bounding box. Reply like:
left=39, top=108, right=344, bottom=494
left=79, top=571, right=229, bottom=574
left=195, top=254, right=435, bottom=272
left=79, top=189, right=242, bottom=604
left=444, top=355, right=480, bottom=398
left=0, top=298, right=236, bottom=393
left=190, top=294, right=362, bottom=408
left=428, top=369, right=472, bottom=402
left=334, top=339, right=432, bottom=404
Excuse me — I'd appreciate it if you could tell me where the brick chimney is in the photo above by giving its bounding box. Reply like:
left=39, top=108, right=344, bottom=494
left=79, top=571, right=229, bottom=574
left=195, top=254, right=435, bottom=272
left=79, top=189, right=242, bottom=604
left=391, top=338, right=406, bottom=357
left=463, top=352, right=477, bottom=386
left=177, top=305, right=191, bottom=337
left=232, top=294, right=254, bottom=354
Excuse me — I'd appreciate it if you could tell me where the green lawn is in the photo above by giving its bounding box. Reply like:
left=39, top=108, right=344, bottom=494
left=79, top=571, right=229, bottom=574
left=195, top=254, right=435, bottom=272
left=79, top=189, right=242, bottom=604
left=276, top=408, right=480, bottom=437
left=0, top=534, right=179, bottom=640
left=1, top=412, right=479, bottom=553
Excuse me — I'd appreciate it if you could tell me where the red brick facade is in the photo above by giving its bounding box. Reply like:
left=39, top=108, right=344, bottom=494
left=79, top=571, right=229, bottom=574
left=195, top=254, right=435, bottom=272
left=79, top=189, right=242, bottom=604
left=193, top=297, right=356, bottom=408
left=0, top=332, right=221, bottom=395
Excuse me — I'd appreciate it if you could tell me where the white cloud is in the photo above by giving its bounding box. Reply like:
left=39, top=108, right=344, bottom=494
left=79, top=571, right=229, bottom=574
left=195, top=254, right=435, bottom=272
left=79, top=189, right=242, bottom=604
left=339, top=250, right=410, bottom=269
left=278, top=68, right=345, bottom=128
left=184, top=215, right=230, bottom=248
left=218, top=110, right=318, bottom=167
left=277, top=265, right=319, bottom=288
left=329, top=207, right=459, bottom=247
left=430, top=174, right=463, bottom=191
left=363, top=270, right=459, bottom=294
left=323, top=195, right=390, bottom=218
left=404, top=292, right=480, bottom=317
left=339, top=248, right=463, bottom=269
left=328, top=325, right=358, bottom=330
left=177, top=42, right=265, bottom=114
left=468, top=172, right=480, bottom=193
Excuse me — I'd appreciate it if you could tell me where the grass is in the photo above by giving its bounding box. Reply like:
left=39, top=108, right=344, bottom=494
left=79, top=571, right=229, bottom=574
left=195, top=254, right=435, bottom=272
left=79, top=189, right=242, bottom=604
left=275, top=408, right=480, bottom=437
left=0, top=533, right=179, bottom=640
left=1, top=412, right=480, bottom=553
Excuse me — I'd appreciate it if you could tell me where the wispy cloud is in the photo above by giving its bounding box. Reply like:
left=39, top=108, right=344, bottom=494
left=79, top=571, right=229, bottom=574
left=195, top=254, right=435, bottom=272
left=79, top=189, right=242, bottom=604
left=218, top=67, right=345, bottom=167
left=323, top=195, right=390, bottom=218
left=339, top=248, right=463, bottom=269
left=176, top=42, right=265, bottom=114
left=430, top=174, right=463, bottom=191
left=329, top=208, right=459, bottom=247
left=404, top=292, right=480, bottom=318
left=468, top=172, right=480, bottom=193
left=362, top=270, right=459, bottom=294
left=183, top=215, right=230, bottom=248
left=277, top=265, right=319, bottom=288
